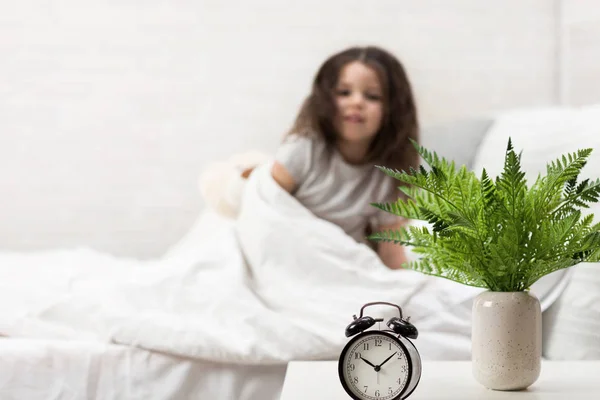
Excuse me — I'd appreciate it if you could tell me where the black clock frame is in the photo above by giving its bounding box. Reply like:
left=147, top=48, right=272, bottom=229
left=338, top=330, right=417, bottom=400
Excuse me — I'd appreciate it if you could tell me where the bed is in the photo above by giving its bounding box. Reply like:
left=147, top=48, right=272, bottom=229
left=3, top=109, right=596, bottom=399
left=0, top=338, right=285, bottom=400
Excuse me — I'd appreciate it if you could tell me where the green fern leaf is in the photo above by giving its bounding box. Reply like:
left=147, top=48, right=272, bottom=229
left=370, top=137, right=600, bottom=291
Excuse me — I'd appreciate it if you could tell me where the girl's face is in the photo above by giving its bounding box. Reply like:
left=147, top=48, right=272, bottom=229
left=333, top=61, right=384, bottom=147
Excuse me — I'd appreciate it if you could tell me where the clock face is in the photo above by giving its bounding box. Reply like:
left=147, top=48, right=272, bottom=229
left=339, top=331, right=410, bottom=400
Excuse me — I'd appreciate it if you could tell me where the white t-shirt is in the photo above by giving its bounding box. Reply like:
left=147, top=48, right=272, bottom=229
left=274, top=135, right=402, bottom=243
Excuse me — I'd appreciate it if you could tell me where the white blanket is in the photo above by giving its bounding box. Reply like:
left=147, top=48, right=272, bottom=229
left=0, top=164, right=567, bottom=364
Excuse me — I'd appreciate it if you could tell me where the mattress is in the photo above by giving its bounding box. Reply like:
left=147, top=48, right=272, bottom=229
left=0, top=338, right=286, bottom=400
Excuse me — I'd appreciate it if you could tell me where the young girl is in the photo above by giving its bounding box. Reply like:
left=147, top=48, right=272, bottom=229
left=272, top=46, right=420, bottom=270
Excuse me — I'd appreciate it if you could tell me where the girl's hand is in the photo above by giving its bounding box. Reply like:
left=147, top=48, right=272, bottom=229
left=376, top=221, right=407, bottom=270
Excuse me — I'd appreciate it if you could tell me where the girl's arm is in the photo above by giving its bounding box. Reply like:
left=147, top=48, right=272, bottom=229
left=271, top=161, right=297, bottom=193
left=376, top=220, right=408, bottom=270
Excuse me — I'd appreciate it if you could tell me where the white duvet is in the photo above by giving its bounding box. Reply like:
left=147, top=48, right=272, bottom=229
left=0, top=164, right=569, bottom=364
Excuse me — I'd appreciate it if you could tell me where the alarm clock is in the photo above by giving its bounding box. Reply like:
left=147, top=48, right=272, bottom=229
left=338, top=301, right=422, bottom=400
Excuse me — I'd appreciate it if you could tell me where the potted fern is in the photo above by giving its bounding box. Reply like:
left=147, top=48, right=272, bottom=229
left=371, top=138, right=600, bottom=391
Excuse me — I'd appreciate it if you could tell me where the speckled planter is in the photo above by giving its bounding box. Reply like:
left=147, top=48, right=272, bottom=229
left=472, top=291, right=541, bottom=391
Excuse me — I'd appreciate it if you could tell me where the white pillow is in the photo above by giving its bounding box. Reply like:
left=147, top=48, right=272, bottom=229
left=473, top=105, right=600, bottom=183
left=543, top=263, right=600, bottom=360
left=472, top=104, right=600, bottom=359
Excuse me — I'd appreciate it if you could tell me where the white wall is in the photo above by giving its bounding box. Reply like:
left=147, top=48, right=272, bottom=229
left=0, top=1, right=576, bottom=258
left=560, top=0, right=600, bottom=105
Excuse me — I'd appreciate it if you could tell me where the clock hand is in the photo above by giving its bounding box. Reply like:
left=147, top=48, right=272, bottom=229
left=377, top=352, right=397, bottom=368
left=360, top=356, right=377, bottom=369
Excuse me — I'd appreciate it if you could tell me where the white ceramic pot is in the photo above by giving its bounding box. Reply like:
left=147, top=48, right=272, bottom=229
left=472, top=291, right=542, bottom=391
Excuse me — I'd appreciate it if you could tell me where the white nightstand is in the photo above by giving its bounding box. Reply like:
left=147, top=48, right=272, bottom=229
left=280, top=360, right=600, bottom=399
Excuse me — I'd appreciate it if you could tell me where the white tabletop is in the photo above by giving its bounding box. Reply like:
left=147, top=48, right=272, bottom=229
left=280, top=360, right=600, bottom=399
